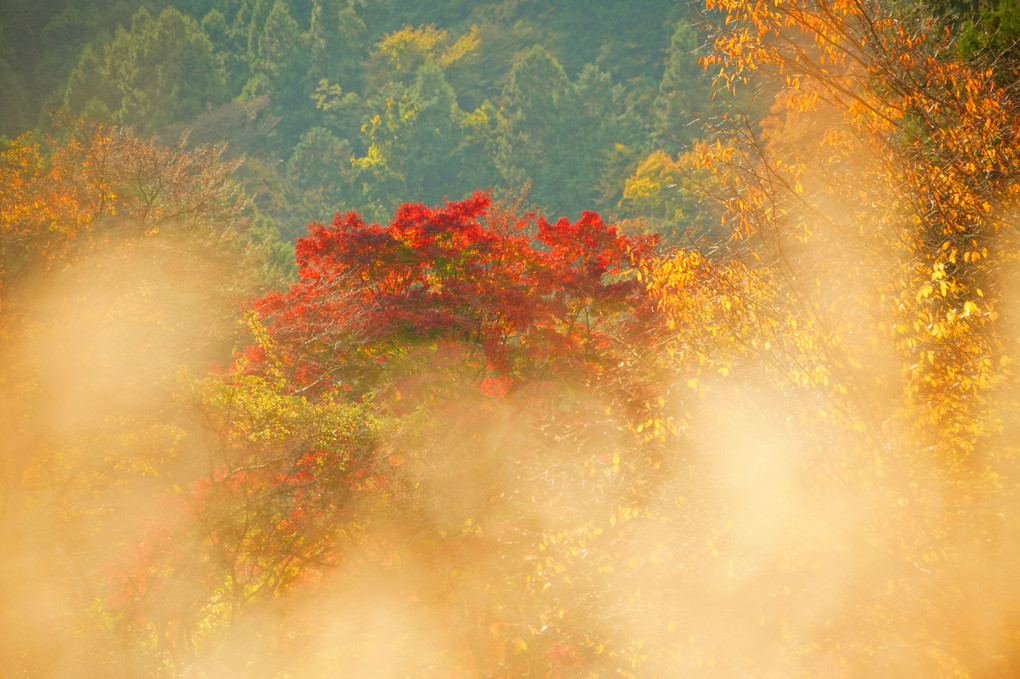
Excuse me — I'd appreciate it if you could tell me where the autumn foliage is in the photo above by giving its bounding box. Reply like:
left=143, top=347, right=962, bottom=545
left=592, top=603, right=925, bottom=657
left=247, top=191, right=655, bottom=390
left=671, top=0, right=1020, bottom=672
left=102, top=192, right=669, bottom=676
left=7, top=0, right=1020, bottom=677
left=0, top=120, right=270, bottom=676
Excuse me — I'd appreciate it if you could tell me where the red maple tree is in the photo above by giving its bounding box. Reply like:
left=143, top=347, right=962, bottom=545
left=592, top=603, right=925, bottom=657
left=245, top=190, right=657, bottom=394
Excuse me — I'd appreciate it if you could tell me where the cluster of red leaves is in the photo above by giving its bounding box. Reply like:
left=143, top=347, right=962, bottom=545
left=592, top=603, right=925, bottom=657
left=246, top=191, right=656, bottom=394
left=109, top=193, right=660, bottom=667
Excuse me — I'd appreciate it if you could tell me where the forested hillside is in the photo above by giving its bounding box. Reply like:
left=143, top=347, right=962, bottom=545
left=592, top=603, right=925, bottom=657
left=4, top=0, right=1020, bottom=676
left=1, top=0, right=712, bottom=241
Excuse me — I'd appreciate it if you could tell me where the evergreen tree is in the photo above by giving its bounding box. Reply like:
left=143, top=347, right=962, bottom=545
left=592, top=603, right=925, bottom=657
left=496, top=45, right=578, bottom=214
left=285, top=125, right=353, bottom=227
left=245, top=0, right=316, bottom=147
left=308, top=0, right=366, bottom=93
left=0, top=28, right=28, bottom=136
left=349, top=58, right=464, bottom=213
left=573, top=63, right=642, bottom=209
left=497, top=46, right=634, bottom=217
left=62, top=8, right=227, bottom=132
left=457, top=98, right=503, bottom=199
left=959, top=0, right=1020, bottom=84
left=652, top=18, right=713, bottom=147
left=403, top=58, right=463, bottom=202
left=201, top=8, right=250, bottom=95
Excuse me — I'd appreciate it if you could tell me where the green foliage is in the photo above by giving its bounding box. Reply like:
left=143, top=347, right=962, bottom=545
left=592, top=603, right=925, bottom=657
left=308, top=2, right=366, bottom=93
left=10, top=1, right=1020, bottom=675
left=285, top=125, right=354, bottom=222
left=958, top=0, right=1020, bottom=82
left=456, top=98, right=502, bottom=194
left=7, top=0, right=712, bottom=239
left=364, top=23, right=476, bottom=94
left=346, top=56, right=497, bottom=217
left=34, top=3, right=105, bottom=110
left=0, top=32, right=28, bottom=136
left=242, top=0, right=316, bottom=146
left=499, top=0, right=683, bottom=81
left=347, top=139, right=410, bottom=223
left=63, top=8, right=227, bottom=133
left=496, top=46, right=637, bottom=217
left=394, top=58, right=463, bottom=201
left=653, top=18, right=714, bottom=146
left=619, top=150, right=725, bottom=246
left=255, top=0, right=303, bottom=80
left=495, top=45, right=573, bottom=209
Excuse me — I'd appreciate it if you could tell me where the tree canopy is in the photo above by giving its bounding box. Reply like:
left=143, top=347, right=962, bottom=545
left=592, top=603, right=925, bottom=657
left=4, top=0, right=1020, bottom=676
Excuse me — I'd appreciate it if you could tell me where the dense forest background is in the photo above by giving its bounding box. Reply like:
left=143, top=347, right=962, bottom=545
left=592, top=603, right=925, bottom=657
left=0, top=0, right=719, bottom=247
left=5, top=0, right=1020, bottom=676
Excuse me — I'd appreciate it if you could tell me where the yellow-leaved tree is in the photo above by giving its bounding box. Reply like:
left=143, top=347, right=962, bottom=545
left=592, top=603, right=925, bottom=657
left=0, top=119, right=274, bottom=676
left=638, top=0, right=1020, bottom=674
